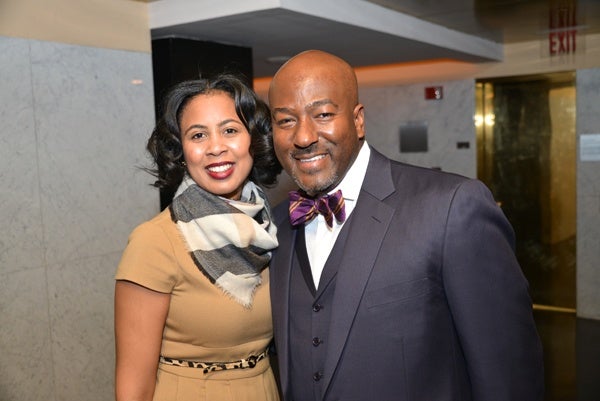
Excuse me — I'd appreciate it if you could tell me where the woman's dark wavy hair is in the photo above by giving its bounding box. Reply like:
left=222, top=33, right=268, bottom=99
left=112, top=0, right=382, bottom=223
left=146, top=74, right=282, bottom=190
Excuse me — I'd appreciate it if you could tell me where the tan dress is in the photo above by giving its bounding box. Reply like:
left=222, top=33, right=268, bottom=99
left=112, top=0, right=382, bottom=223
left=116, top=208, right=279, bottom=401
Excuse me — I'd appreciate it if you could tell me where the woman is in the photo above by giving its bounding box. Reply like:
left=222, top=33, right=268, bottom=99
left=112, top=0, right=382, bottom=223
left=114, top=74, right=282, bottom=401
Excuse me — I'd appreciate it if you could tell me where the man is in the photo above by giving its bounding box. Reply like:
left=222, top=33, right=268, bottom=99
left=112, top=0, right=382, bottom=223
left=268, top=50, right=544, bottom=401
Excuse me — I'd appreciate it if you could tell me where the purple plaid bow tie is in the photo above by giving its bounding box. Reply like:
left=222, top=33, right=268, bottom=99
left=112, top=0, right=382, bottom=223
left=288, top=189, right=346, bottom=228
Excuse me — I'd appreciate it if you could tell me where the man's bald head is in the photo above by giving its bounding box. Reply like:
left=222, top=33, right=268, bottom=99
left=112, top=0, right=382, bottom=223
left=269, top=50, right=359, bottom=107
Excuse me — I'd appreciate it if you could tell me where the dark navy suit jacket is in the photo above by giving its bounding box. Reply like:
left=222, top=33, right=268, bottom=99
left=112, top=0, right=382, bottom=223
left=270, top=148, right=544, bottom=401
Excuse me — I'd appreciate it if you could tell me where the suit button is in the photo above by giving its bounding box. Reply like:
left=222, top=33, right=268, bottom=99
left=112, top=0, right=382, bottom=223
left=313, top=372, right=322, bottom=381
left=312, top=304, right=322, bottom=312
left=312, top=337, right=322, bottom=346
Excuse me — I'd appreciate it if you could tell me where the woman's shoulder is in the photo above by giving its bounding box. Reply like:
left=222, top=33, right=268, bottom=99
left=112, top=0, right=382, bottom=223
left=125, top=207, right=186, bottom=262
left=117, top=207, right=182, bottom=289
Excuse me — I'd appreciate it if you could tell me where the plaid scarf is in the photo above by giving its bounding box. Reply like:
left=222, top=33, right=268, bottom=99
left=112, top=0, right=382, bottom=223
left=170, top=176, right=278, bottom=308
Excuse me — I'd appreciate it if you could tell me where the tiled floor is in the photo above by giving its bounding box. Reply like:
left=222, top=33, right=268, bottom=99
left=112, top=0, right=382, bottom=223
left=533, top=311, right=600, bottom=401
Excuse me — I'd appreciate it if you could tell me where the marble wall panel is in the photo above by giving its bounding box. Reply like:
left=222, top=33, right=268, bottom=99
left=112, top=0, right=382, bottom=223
left=28, top=40, right=158, bottom=266
left=46, top=252, right=120, bottom=401
left=1, top=36, right=158, bottom=401
left=576, top=68, right=600, bottom=319
left=577, top=195, right=600, bottom=317
left=0, top=36, right=46, bottom=273
left=359, top=79, right=476, bottom=178
left=0, top=267, right=55, bottom=401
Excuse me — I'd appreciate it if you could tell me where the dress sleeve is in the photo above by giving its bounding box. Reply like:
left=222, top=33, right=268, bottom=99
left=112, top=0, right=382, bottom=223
left=115, top=220, right=179, bottom=293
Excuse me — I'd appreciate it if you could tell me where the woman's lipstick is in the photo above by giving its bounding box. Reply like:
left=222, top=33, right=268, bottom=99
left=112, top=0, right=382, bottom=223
left=206, top=162, right=234, bottom=179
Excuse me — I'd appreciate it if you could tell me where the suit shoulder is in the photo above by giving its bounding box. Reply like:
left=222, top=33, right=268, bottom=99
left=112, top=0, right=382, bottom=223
left=369, top=147, right=469, bottom=188
left=388, top=159, right=471, bottom=188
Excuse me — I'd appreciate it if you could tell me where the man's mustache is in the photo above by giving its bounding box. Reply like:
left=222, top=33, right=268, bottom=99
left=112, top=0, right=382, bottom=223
left=291, top=144, right=320, bottom=158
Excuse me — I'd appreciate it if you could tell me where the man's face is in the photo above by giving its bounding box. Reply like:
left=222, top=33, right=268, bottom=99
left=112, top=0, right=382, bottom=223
left=270, top=74, right=364, bottom=197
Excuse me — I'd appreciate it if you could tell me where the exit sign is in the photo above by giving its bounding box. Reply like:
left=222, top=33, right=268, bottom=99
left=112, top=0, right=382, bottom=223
left=549, top=29, right=576, bottom=55
left=548, top=1, right=578, bottom=56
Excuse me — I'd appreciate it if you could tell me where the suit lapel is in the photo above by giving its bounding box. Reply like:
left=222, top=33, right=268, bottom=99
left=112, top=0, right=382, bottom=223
left=321, top=149, right=396, bottom=397
left=270, top=215, right=296, bottom=397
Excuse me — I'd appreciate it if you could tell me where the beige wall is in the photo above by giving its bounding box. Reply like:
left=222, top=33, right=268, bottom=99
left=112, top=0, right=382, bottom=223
left=0, top=0, right=151, bottom=52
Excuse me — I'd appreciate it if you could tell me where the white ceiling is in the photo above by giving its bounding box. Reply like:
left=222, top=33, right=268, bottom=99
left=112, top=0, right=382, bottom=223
left=148, top=0, right=600, bottom=78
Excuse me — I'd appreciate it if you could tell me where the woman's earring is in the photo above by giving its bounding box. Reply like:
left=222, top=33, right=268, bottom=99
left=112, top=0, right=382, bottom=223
left=181, top=160, right=187, bottom=167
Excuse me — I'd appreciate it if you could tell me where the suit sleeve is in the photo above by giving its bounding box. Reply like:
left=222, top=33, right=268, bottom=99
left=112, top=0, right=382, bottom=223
left=442, top=179, right=544, bottom=401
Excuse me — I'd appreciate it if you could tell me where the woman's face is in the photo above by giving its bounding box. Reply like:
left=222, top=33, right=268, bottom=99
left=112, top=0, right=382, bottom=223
left=180, top=91, right=253, bottom=200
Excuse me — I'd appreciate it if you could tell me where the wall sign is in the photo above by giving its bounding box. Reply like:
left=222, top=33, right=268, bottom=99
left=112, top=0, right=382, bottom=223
left=580, top=134, right=600, bottom=161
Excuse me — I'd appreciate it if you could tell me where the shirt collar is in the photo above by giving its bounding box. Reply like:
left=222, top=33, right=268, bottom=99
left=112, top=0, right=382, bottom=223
left=330, top=141, right=370, bottom=202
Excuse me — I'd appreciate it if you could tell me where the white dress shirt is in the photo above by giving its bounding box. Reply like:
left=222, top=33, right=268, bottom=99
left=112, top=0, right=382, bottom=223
left=305, top=142, right=371, bottom=288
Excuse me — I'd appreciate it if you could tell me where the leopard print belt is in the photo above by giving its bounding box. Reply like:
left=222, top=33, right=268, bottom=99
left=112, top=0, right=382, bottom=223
left=159, top=348, right=269, bottom=374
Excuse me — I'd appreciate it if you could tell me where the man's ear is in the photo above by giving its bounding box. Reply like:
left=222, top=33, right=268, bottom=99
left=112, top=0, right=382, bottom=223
left=353, top=104, right=365, bottom=139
